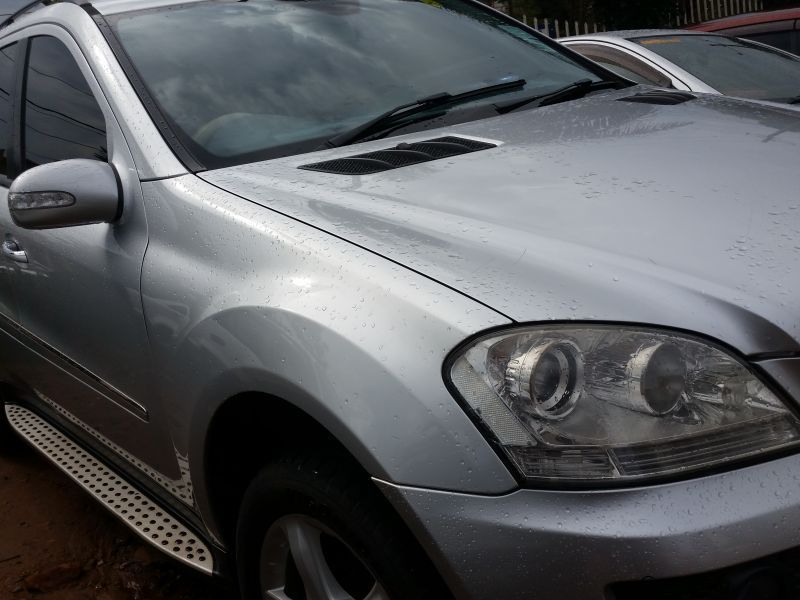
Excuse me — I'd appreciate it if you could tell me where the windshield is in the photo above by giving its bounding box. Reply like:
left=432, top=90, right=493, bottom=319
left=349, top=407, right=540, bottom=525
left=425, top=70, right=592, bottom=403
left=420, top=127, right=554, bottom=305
left=632, top=34, right=800, bottom=102
left=110, top=0, right=607, bottom=169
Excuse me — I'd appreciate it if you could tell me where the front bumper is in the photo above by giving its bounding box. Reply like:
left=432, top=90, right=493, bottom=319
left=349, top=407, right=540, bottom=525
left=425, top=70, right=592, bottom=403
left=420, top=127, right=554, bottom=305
left=377, top=451, right=800, bottom=600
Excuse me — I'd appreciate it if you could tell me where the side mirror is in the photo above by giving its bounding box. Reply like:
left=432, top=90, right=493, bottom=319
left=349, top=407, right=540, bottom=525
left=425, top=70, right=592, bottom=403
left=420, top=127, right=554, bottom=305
left=8, top=159, right=121, bottom=229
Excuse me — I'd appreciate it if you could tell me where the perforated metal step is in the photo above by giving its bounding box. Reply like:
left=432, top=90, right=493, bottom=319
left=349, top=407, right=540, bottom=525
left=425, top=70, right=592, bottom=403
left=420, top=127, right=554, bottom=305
left=4, top=404, right=213, bottom=575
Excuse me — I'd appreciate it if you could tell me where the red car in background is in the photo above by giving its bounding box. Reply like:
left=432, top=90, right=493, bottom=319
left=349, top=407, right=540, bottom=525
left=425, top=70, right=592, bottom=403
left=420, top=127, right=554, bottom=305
left=688, top=7, right=800, bottom=54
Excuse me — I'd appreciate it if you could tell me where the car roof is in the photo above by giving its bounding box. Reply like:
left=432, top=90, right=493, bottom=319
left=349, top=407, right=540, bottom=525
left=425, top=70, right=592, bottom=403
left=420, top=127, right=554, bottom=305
left=0, top=0, right=180, bottom=26
left=0, top=0, right=94, bottom=30
left=687, top=7, right=800, bottom=31
left=91, top=0, right=207, bottom=15
left=0, top=0, right=36, bottom=20
left=559, top=29, right=719, bottom=42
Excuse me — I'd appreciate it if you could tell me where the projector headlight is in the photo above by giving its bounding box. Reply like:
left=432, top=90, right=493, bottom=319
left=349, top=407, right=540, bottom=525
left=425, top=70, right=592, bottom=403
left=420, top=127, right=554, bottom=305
left=447, top=325, right=800, bottom=484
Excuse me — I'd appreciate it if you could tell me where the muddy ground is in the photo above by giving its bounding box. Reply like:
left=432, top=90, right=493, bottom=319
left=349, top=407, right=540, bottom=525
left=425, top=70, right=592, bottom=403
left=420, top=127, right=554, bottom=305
left=0, top=436, right=229, bottom=600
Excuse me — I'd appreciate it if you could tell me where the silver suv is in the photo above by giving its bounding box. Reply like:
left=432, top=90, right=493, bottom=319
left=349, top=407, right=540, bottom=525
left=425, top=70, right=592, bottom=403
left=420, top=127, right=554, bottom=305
left=0, top=1, right=799, bottom=599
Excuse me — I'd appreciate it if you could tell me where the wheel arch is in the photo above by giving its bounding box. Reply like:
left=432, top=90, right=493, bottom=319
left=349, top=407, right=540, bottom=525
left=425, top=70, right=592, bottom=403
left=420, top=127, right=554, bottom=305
left=193, top=383, right=382, bottom=547
left=165, top=308, right=515, bottom=545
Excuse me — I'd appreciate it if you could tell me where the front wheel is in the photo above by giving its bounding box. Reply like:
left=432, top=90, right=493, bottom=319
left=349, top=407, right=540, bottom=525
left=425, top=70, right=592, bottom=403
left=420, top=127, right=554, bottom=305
left=236, top=453, right=451, bottom=600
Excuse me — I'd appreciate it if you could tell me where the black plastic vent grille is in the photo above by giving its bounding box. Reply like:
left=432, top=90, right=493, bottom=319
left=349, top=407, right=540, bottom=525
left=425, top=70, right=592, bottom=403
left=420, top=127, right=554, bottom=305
left=299, top=136, right=497, bottom=175
left=618, top=90, right=697, bottom=105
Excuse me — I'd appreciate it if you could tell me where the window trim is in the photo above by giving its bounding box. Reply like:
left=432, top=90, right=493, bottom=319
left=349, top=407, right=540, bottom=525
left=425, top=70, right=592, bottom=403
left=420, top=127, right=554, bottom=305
left=89, top=8, right=204, bottom=172
left=0, top=39, right=23, bottom=183
left=9, top=37, right=27, bottom=179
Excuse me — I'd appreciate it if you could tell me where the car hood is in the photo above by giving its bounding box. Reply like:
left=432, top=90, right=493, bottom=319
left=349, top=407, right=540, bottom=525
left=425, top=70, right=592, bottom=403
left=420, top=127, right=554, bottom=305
left=200, top=90, right=800, bottom=355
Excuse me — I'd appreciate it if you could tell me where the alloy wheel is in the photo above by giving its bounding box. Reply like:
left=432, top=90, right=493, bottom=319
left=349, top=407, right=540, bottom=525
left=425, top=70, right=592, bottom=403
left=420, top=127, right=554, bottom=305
left=259, top=515, right=390, bottom=600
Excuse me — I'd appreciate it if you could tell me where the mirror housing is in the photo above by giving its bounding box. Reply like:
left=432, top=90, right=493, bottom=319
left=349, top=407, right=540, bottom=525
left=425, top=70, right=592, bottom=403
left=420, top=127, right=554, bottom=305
left=8, top=159, right=121, bottom=229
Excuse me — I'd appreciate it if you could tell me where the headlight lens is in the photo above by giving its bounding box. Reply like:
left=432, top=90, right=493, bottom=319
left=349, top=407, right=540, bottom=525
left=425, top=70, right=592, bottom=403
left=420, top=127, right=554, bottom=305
left=448, top=325, right=800, bottom=483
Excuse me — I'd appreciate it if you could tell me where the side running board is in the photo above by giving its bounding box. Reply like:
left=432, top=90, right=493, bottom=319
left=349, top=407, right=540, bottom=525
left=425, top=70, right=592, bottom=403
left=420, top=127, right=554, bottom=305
left=4, top=404, right=213, bottom=575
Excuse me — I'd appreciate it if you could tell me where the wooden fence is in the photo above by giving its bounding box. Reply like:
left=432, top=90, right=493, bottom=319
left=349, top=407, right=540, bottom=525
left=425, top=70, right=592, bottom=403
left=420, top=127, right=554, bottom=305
left=521, top=16, right=603, bottom=38
left=675, top=0, right=765, bottom=26
left=496, top=0, right=767, bottom=38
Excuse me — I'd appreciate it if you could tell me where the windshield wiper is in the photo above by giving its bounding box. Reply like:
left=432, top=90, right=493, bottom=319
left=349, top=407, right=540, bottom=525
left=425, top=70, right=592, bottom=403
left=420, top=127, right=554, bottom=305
left=321, top=77, right=526, bottom=149
left=494, top=79, right=625, bottom=114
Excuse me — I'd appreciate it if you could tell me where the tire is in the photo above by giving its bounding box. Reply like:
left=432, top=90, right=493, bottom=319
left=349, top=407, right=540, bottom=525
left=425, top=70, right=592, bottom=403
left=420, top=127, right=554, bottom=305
left=236, top=452, right=453, bottom=600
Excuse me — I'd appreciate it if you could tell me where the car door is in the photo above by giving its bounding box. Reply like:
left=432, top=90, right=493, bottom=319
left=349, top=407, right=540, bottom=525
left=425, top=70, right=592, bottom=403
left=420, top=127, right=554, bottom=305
left=0, top=40, right=23, bottom=385
left=0, top=29, right=184, bottom=488
left=0, top=40, right=19, bottom=323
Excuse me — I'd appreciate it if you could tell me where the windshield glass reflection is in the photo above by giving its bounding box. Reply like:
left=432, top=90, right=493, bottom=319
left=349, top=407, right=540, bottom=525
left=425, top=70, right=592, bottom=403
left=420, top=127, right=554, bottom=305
left=112, top=0, right=602, bottom=167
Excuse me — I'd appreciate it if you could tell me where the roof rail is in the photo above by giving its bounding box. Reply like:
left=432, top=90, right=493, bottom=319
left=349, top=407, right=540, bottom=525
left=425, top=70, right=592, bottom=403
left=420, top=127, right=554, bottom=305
left=0, top=0, right=86, bottom=30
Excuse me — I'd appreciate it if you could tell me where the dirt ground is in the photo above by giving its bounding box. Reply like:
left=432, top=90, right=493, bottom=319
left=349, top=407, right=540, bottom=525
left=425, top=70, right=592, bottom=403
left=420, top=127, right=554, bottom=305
left=0, top=436, right=229, bottom=600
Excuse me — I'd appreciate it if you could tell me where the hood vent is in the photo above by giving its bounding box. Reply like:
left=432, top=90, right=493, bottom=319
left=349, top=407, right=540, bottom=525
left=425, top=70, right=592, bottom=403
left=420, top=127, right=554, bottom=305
left=299, top=136, right=497, bottom=175
left=618, top=90, right=696, bottom=105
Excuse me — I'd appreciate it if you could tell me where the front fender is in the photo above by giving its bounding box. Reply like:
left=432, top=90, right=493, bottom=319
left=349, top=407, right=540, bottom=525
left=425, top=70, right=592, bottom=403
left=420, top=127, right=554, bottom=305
left=140, top=176, right=516, bottom=529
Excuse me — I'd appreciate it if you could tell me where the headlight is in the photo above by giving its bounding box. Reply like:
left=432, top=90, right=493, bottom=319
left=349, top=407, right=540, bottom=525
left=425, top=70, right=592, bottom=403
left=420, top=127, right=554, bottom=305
left=447, top=325, right=800, bottom=484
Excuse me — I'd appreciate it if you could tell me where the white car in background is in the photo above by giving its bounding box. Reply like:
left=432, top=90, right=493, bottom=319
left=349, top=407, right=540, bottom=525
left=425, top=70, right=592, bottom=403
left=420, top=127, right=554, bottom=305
left=560, top=30, right=800, bottom=107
